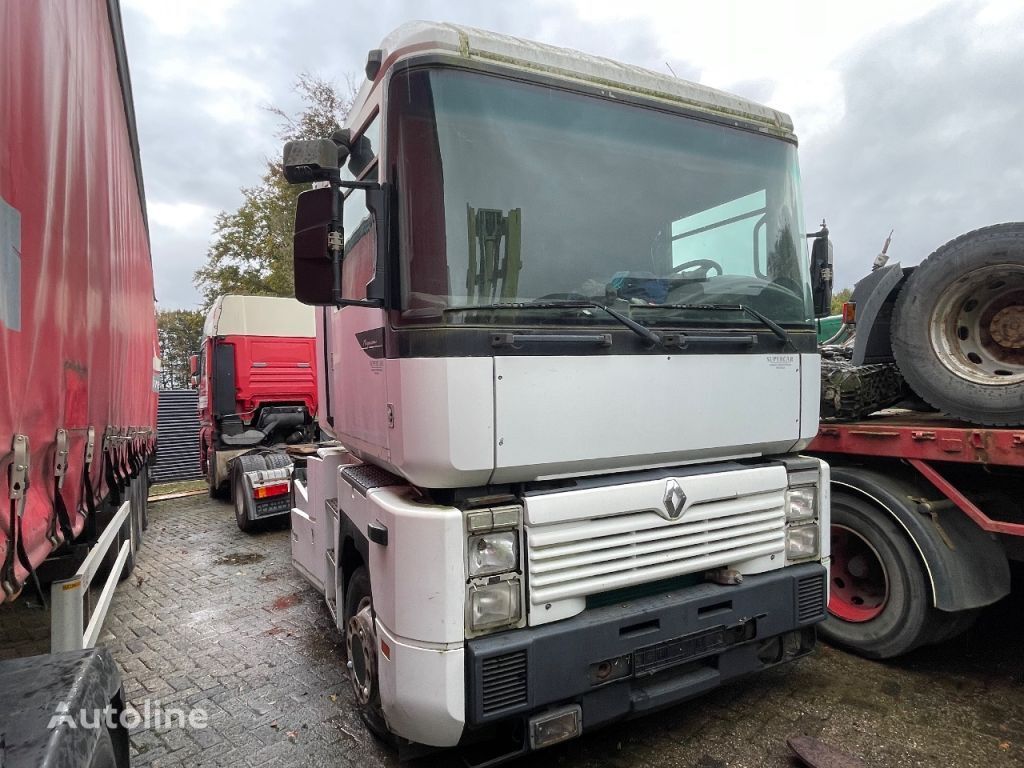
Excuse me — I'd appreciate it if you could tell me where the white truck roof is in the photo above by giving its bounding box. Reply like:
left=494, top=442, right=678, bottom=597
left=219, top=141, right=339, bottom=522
left=203, top=295, right=315, bottom=339
left=353, top=21, right=794, bottom=140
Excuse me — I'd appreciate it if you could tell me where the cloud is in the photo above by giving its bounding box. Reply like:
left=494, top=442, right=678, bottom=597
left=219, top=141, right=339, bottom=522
left=800, top=1, right=1024, bottom=288
left=124, top=0, right=670, bottom=308
left=123, top=0, right=1022, bottom=307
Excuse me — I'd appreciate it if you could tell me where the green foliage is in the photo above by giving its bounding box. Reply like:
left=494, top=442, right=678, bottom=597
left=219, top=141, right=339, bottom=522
left=157, top=308, right=205, bottom=389
left=831, top=287, right=853, bottom=315
left=194, top=74, right=352, bottom=308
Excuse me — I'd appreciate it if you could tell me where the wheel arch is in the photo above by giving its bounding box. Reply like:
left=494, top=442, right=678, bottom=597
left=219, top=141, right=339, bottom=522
left=849, top=262, right=912, bottom=366
left=830, top=463, right=1010, bottom=611
left=339, top=515, right=370, bottom=606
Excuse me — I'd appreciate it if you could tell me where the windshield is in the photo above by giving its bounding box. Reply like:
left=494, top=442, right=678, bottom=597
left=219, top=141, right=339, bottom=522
left=389, top=67, right=813, bottom=328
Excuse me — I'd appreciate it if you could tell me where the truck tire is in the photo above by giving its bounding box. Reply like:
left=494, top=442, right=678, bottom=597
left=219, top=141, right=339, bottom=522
left=344, top=566, right=391, bottom=741
left=207, top=448, right=229, bottom=500
left=232, top=470, right=254, bottom=533
left=891, top=222, right=1024, bottom=425
left=821, top=490, right=935, bottom=658
left=263, top=451, right=293, bottom=470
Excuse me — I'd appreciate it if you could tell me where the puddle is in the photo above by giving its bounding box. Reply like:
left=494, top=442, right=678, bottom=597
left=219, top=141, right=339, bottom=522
left=213, top=552, right=265, bottom=566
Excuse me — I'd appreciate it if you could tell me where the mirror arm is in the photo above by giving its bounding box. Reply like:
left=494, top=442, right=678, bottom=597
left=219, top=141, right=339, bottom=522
left=324, top=178, right=384, bottom=309
left=339, top=179, right=382, bottom=191
left=805, top=219, right=829, bottom=240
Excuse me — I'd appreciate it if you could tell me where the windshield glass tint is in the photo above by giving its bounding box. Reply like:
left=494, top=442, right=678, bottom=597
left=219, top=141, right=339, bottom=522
left=389, top=68, right=813, bottom=326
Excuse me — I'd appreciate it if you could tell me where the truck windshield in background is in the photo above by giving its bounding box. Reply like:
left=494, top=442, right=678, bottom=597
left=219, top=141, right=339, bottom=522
left=390, top=67, right=813, bottom=327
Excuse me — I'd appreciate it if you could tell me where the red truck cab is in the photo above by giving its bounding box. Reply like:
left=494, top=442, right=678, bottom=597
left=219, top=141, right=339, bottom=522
left=198, top=295, right=318, bottom=496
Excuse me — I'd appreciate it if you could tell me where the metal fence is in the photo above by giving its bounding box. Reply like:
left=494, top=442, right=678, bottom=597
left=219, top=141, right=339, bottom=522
left=153, top=389, right=202, bottom=483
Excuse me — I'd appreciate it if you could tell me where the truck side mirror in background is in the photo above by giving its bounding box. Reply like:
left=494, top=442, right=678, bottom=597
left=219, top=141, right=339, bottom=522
left=188, top=354, right=199, bottom=388
left=293, top=186, right=338, bottom=306
left=807, top=221, right=834, bottom=318
left=282, top=138, right=346, bottom=184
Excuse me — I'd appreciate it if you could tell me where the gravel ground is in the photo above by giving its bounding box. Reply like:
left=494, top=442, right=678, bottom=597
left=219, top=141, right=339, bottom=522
left=2, top=491, right=1022, bottom=767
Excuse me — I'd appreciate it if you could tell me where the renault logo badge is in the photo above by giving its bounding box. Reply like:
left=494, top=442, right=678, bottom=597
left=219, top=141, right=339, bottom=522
left=662, top=479, right=687, bottom=520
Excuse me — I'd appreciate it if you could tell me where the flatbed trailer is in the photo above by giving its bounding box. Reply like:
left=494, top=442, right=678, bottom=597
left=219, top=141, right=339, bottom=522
left=807, top=410, right=1023, bottom=658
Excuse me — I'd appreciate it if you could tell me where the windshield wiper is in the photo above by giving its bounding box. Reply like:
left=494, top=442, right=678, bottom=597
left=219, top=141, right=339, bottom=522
left=630, top=302, right=792, bottom=346
left=443, top=301, right=663, bottom=347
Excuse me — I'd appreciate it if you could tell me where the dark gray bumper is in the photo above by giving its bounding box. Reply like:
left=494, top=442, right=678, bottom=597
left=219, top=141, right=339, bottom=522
left=466, top=563, right=826, bottom=731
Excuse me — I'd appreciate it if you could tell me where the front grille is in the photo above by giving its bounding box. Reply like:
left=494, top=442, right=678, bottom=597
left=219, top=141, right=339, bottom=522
left=480, top=651, right=528, bottom=714
left=527, top=492, right=786, bottom=607
left=248, top=367, right=316, bottom=389
left=796, top=572, right=827, bottom=624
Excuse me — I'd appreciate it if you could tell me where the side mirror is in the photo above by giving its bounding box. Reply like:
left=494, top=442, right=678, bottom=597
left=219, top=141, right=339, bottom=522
left=293, top=186, right=338, bottom=305
left=810, top=235, right=834, bottom=318
left=188, top=354, right=199, bottom=378
left=282, top=139, right=347, bottom=184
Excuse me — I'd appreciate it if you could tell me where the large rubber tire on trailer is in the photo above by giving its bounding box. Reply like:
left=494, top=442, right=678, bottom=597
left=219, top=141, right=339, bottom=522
left=891, top=222, right=1024, bottom=425
left=821, top=490, right=936, bottom=659
left=343, top=567, right=391, bottom=741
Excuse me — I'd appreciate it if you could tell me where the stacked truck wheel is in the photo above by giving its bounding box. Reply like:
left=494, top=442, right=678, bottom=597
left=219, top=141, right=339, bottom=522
left=891, top=222, right=1024, bottom=425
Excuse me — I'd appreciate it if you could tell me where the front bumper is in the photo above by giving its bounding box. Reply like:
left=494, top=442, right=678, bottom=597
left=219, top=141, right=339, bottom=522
left=466, top=563, right=826, bottom=735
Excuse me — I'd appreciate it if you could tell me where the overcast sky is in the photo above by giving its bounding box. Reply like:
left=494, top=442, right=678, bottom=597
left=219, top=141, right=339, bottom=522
left=121, top=0, right=1024, bottom=310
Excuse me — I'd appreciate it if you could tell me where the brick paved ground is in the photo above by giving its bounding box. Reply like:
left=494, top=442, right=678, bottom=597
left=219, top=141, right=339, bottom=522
left=2, top=491, right=1023, bottom=767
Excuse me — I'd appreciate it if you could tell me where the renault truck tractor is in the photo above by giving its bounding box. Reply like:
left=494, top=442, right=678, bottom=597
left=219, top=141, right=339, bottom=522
left=284, top=22, right=833, bottom=763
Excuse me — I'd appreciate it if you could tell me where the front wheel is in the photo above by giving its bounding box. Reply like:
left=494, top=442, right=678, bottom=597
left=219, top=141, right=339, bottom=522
left=344, top=567, right=390, bottom=739
left=820, top=490, right=934, bottom=658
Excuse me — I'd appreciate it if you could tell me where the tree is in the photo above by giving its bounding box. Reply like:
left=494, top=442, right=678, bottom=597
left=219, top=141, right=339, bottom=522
left=831, top=287, right=853, bottom=315
left=157, top=309, right=205, bottom=389
left=194, top=74, right=352, bottom=308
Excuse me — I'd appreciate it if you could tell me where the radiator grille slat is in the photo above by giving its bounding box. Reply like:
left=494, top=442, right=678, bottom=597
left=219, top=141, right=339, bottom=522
left=527, top=493, right=787, bottom=607
left=796, top=572, right=826, bottom=624
left=481, top=651, right=528, bottom=714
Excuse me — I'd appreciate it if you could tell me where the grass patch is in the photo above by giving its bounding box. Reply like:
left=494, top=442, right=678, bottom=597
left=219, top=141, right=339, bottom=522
left=149, top=479, right=207, bottom=497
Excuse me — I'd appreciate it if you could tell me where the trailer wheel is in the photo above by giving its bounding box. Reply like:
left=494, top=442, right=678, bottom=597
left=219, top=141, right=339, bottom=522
left=821, top=490, right=934, bottom=658
left=344, top=567, right=390, bottom=741
left=892, top=222, right=1024, bottom=425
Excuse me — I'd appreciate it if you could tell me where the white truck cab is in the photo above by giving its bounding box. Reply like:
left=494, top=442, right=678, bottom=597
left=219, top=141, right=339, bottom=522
left=288, top=21, right=831, bottom=763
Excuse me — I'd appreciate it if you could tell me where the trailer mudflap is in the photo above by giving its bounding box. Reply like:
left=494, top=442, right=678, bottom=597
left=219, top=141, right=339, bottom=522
left=831, top=466, right=1010, bottom=611
left=0, top=647, right=129, bottom=768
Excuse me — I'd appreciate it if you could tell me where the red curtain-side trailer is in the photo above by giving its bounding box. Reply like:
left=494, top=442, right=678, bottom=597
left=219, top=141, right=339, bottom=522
left=2, top=2, right=157, bottom=763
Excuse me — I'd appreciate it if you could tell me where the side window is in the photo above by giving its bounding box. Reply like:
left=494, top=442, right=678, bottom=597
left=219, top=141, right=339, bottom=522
left=340, top=111, right=380, bottom=301
left=348, top=112, right=379, bottom=178
left=671, top=190, right=767, bottom=278
left=341, top=185, right=376, bottom=300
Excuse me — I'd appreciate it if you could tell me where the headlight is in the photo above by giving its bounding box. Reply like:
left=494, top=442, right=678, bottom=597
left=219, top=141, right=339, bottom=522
left=469, top=532, right=518, bottom=577
left=785, top=487, right=817, bottom=522
left=786, top=523, right=819, bottom=560
left=469, top=580, right=521, bottom=631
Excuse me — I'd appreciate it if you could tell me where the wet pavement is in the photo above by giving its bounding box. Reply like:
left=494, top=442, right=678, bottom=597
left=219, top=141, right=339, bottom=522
left=1, top=491, right=1022, bottom=767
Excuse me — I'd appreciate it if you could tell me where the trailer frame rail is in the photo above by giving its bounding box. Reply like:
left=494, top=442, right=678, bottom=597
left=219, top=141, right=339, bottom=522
left=50, top=499, right=133, bottom=652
